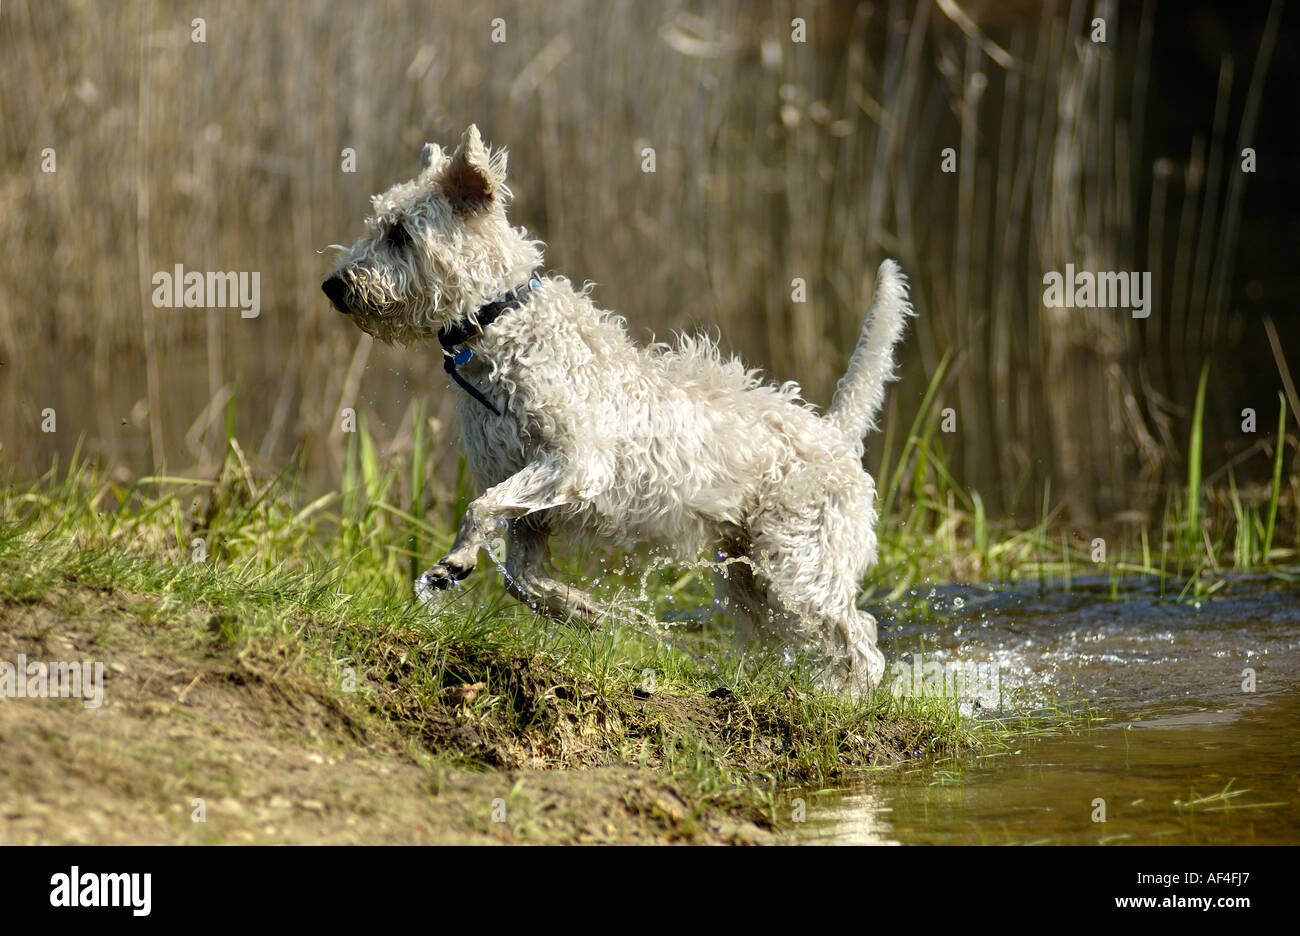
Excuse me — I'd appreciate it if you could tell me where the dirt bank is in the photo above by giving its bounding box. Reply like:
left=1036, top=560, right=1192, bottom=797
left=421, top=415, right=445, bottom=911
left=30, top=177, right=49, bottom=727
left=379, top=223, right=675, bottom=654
left=0, top=587, right=772, bottom=844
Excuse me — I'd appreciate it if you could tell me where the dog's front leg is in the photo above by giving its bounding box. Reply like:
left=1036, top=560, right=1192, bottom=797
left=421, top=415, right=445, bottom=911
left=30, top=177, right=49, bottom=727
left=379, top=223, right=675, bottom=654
left=418, top=457, right=582, bottom=592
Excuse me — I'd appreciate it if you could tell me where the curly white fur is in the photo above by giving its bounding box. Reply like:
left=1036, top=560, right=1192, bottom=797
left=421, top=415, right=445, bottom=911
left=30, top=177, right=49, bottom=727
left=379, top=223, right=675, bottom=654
left=323, top=125, right=914, bottom=694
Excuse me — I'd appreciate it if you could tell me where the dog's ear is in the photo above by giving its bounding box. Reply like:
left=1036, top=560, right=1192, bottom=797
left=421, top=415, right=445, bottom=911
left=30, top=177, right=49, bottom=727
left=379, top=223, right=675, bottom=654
left=441, top=124, right=508, bottom=214
left=419, top=142, right=443, bottom=172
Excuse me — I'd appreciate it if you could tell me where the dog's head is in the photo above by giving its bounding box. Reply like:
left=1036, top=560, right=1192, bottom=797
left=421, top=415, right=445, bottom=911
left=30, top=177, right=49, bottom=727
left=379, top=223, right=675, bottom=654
left=322, top=125, right=543, bottom=345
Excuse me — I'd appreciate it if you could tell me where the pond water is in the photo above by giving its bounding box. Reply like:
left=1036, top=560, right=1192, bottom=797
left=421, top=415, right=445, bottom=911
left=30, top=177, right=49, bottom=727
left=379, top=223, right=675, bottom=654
left=794, top=580, right=1300, bottom=845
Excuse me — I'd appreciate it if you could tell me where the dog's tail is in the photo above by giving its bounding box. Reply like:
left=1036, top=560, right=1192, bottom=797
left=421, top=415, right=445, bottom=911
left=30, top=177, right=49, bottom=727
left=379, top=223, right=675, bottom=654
left=825, top=259, right=914, bottom=453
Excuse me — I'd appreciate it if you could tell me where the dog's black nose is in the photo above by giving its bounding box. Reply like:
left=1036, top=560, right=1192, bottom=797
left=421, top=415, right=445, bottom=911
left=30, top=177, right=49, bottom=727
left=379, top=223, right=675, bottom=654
left=322, top=275, right=351, bottom=314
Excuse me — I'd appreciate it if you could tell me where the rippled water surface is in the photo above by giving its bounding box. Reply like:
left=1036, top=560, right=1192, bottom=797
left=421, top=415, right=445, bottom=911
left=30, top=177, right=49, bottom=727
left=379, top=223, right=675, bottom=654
left=795, top=581, right=1300, bottom=845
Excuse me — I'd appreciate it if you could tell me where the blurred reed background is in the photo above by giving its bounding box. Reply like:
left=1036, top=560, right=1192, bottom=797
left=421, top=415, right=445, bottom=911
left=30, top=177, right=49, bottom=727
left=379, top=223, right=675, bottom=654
left=1, top=0, right=1295, bottom=526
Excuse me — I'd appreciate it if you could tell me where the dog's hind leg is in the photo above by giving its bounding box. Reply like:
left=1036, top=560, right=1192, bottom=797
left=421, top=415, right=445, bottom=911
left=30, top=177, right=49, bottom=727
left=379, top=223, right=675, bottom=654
left=765, top=573, right=885, bottom=696
left=748, top=483, right=886, bottom=694
left=713, top=536, right=772, bottom=650
left=504, top=514, right=603, bottom=629
left=826, top=609, right=886, bottom=697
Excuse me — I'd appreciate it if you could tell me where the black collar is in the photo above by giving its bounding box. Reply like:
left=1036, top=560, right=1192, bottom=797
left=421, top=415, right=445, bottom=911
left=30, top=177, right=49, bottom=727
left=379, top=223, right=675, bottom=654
left=438, top=276, right=540, bottom=351
left=437, top=275, right=540, bottom=416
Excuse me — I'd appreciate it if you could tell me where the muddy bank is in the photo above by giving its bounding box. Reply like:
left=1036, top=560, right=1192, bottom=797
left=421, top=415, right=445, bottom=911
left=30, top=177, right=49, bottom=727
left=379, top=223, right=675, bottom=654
left=349, top=617, right=950, bottom=781
left=0, top=586, right=781, bottom=844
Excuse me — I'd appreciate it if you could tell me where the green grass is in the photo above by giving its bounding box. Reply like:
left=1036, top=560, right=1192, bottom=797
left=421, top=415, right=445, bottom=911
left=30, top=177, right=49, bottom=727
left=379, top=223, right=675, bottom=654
left=0, top=443, right=972, bottom=814
left=0, top=377, right=1295, bottom=819
left=1264, top=391, right=1288, bottom=561
left=864, top=357, right=1298, bottom=599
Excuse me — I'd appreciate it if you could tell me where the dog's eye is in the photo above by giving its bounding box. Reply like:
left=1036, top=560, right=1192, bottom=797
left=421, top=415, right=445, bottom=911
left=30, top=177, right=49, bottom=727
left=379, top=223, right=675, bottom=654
left=387, top=224, right=412, bottom=249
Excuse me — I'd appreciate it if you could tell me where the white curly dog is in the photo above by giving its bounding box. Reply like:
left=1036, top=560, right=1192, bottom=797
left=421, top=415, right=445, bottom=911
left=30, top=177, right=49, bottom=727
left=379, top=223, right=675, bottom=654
left=323, top=125, right=913, bottom=693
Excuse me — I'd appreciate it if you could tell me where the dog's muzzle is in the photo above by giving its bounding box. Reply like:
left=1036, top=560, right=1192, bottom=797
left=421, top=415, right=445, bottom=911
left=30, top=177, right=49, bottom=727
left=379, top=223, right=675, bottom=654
left=322, top=274, right=353, bottom=315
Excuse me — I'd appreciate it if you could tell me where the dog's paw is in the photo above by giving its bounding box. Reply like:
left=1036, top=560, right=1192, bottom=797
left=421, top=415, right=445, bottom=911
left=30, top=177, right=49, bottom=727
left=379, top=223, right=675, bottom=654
left=418, top=555, right=475, bottom=592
